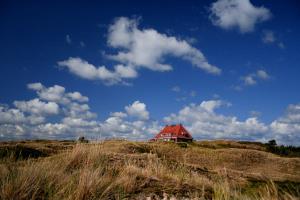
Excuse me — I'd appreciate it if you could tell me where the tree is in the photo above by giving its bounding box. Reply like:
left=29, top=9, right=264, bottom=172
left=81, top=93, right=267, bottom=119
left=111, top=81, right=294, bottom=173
left=267, top=139, right=277, bottom=146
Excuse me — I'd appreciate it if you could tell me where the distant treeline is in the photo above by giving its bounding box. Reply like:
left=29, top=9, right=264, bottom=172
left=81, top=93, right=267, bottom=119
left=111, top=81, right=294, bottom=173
left=265, top=140, right=300, bottom=157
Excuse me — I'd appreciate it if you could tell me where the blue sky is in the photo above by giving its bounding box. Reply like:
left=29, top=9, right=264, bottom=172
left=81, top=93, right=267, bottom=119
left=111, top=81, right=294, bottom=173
left=0, top=0, right=300, bottom=145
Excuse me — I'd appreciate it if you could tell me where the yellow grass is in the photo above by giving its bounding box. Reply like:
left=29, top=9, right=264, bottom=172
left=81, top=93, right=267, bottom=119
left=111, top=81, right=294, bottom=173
left=0, top=140, right=299, bottom=199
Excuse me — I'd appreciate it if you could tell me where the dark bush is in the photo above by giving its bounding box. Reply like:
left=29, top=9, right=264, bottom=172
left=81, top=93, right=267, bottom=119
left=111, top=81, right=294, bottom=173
left=78, top=136, right=89, bottom=143
left=0, top=145, right=47, bottom=160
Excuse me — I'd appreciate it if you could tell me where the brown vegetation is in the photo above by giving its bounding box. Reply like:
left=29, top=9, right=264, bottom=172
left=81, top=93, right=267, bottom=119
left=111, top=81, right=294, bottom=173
left=0, top=140, right=299, bottom=199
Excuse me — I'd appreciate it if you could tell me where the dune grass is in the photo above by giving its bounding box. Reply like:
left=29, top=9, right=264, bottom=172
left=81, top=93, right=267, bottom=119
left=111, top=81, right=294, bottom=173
left=0, top=140, right=299, bottom=199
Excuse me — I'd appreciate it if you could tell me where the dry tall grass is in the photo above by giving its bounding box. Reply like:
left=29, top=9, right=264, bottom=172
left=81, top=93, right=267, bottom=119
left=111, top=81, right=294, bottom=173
left=0, top=140, right=299, bottom=199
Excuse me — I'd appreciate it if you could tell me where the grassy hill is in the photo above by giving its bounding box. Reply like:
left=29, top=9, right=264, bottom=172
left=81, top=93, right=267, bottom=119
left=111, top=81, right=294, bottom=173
left=0, top=140, right=299, bottom=199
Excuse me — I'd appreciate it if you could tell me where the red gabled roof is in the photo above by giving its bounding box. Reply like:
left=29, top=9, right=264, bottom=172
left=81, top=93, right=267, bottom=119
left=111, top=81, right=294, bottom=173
left=154, top=124, right=193, bottom=140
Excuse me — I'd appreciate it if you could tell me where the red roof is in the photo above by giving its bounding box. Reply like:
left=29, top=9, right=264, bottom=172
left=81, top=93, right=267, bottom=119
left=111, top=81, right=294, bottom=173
left=153, top=124, right=193, bottom=140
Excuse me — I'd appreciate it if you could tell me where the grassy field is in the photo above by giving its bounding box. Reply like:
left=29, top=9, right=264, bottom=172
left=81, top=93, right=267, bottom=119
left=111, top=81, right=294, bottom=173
left=0, top=140, right=299, bottom=200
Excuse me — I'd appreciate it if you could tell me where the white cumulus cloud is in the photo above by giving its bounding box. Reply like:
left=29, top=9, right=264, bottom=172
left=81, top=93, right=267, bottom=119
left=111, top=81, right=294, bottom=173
left=58, top=17, right=221, bottom=85
left=0, top=106, right=26, bottom=124
left=27, top=82, right=89, bottom=104
left=14, top=98, right=59, bottom=116
left=67, top=92, right=89, bottom=102
left=210, top=0, right=271, bottom=33
left=125, top=100, right=150, bottom=120
left=164, top=100, right=268, bottom=141
left=0, top=83, right=158, bottom=141
left=58, top=57, right=137, bottom=85
left=107, top=17, right=221, bottom=74
left=0, top=83, right=100, bottom=140
left=2, top=83, right=300, bottom=145
left=270, top=104, right=300, bottom=146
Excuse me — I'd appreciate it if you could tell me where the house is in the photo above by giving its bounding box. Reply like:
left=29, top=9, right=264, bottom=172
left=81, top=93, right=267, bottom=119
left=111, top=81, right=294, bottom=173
left=151, top=124, right=193, bottom=142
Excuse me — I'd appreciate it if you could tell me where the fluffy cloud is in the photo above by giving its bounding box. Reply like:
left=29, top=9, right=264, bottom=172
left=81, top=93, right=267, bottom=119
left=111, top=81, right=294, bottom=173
left=28, top=84, right=66, bottom=102
left=2, top=83, right=300, bottom=145
left=100, top=115, right=160, bottom=140
left=125, top=101, right=150, bottom=120
left=107, top=17, right=221, bottom=74
left=27, top=82, right=89, bottom=104
left=27, top=82, right=44, bottom=90
left=92, top=101, right=158, bottom=140
left=14, top=98, right=59, bottom=116
left=67, top=92, right=89, bottom=102
left=199, top=100, right=227, bottom=112
left=39, top=85, right=65, bottom=102
left=241, top=70, right=270, bottom=86
left=63, top=102, right=97, bottom=120
left=110, top=112, right=127, bottom=118
left=0, top=83, right=157, bottom=141
left=270, top=104, right=300, bottom=146
left=0, top=106, right=26, bottom=124
left=0, top=83, right=100, bottom=140
left=256, top=70, right=270, bottom=80
left=242, top=75, right=256, bottom=86
left=58, top=17, right=221, bottom=85
left=210, top=0, right=271, bottom=33
left=62, top=117, right=97, bottom=127
left=164, top=100, right=300, bottom=145
left=0, top=124, right=27, bottom=138
left=58, top=57, right=137, bottom=85
left=0, top=105, right=46, bottom=125
left=164, top=100, right=269, bottom=141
